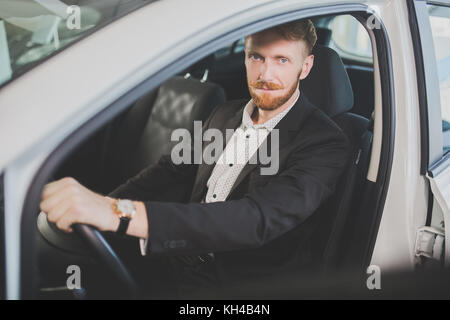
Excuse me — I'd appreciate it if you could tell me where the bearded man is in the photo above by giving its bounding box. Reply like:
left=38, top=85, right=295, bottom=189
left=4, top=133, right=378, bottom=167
left=40, top=19, right=350, bottom=298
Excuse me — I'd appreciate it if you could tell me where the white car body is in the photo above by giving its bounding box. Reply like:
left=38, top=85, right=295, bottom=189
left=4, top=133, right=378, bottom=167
left=0, top=0, right=449, bottom=299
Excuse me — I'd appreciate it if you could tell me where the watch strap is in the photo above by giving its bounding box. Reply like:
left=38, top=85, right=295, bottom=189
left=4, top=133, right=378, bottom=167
left=116, top=216, right=131, bottom=236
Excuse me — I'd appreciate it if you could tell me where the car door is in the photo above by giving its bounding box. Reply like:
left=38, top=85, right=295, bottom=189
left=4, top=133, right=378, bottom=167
left=409, top=0, right=450, bottom=266
left=0, top=0, right=396, bottom=299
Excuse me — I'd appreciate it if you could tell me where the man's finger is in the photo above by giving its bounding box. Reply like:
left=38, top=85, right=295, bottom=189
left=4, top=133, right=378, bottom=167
left=46, top=198, right=73, bottom=224
left=56, top=207, right=82, bottom=233
left=42, top=177, right=78, bottom=199
left=40, top=184, right=77, bottom=213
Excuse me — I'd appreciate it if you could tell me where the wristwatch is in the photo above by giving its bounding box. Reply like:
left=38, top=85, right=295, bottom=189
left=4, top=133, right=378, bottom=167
left=112, top=199, right=136, bottom=236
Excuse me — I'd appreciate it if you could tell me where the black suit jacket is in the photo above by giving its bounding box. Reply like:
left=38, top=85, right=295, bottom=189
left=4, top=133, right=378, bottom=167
left=110, top=93, right=350, bottom=286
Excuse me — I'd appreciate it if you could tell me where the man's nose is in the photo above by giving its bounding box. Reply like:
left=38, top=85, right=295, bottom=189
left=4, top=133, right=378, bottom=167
left=259, top=60, right=275, bottom=82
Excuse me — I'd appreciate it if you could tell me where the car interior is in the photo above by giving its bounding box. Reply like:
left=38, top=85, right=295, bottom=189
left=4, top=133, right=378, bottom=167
left=36, top=14, right=377, bottom=299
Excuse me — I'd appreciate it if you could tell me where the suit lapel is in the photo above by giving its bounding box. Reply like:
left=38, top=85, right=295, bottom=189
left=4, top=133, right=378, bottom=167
left=226, top=93, right=315, bottom=198
left=191, top=93, right=316, bottom=202
left=190, top=105, right=244, bottom=201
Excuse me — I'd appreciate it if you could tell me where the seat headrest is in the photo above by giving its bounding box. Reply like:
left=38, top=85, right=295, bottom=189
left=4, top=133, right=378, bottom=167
left=316, top=27, right=332, bottom=46
left=185, top=54, right=215, bottom=80
left=301, top=46, right=354, bottom=118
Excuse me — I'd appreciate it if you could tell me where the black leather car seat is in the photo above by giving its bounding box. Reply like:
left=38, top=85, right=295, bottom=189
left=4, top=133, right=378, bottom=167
left=100, top=76, right=227, bottom=193
left=316, top=27, right=332, bottom=46
left=301, top=45, right=373, bottom=273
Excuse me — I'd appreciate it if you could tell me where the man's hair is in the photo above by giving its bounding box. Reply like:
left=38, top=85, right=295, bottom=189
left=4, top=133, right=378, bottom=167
left=247, top=19, right=318, bottom=55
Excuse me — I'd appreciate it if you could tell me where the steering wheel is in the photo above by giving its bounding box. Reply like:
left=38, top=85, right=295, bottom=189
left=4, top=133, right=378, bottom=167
left=38, top=212, right=138, bottom=298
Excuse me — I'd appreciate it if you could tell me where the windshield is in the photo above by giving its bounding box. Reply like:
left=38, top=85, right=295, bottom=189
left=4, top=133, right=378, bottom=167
left=0, top=0, right=153, bottom=89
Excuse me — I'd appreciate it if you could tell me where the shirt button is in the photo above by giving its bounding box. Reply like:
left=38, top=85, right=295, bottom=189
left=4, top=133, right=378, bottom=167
left=229, top=164, right=233, bottom=167
left=213, top=194, right=217, bottom=198
left=246, top=135, right=250, bottom=139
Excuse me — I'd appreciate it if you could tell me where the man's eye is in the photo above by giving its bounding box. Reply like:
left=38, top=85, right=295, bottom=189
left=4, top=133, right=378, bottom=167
left=280, top=58, right=289, bottom=64
left=250, top=54, right=262, bottom=61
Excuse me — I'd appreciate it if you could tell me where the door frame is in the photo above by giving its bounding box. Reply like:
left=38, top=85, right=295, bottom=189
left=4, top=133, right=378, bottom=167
left=13, top=3, right=395, bottom=299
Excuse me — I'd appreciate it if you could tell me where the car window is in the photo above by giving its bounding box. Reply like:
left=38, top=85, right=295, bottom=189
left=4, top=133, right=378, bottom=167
left=329, top=15, right=372, bottom=61
left=428, top=4, right=450, bottom=154
left=213, top=38, right=245, bottom=60
left=0, top=0, right=153, bottom=89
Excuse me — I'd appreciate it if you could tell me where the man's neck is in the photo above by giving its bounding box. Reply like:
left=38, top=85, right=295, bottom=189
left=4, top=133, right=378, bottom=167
left=252, top=88, right=300, bottom=125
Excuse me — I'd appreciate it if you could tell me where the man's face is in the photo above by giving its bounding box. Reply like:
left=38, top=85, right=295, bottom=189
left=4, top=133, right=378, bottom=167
left=245, top=30, right=314, bottom=110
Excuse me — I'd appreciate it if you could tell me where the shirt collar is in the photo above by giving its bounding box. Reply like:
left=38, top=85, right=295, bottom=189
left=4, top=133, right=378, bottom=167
left=242, top=88, right=300, bottom=131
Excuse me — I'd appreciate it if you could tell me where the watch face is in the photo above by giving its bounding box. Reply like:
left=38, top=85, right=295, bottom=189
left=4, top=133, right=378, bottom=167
left=117, top=200, right=135, bottom=217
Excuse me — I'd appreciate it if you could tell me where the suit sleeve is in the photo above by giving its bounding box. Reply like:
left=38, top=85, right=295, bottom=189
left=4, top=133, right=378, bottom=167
left=107, top=106, right=220, bottom=202
left=104, top=106, right=220, bottom=256
left=142, top=117, right=351, bottom=255
left=108, top=154, right=197, bottom=202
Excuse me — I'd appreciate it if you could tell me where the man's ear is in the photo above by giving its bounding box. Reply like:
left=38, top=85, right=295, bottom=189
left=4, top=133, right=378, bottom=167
left=299, top=54, right=314, bottom=81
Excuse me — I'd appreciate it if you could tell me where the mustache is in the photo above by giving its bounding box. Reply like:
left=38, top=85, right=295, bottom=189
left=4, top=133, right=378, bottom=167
left=248, top=80, right=284, bottom=90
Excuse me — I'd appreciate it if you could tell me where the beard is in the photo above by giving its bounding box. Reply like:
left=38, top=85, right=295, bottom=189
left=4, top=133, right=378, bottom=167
left=247, top=70, right=301, bottom=111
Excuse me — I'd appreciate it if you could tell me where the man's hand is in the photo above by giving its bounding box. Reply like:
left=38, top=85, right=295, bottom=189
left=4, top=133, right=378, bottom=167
left=40, top=177, right=119, bottom=233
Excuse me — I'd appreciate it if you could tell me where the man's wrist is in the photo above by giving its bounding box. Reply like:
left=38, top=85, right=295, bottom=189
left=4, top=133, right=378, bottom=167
left=129, top=201, right=148, bottom=238
left=105, top=197, right=148, bottom=238
left=105, top=196, right=120, bottom=232
left=110, top=214, right=121, bottom=232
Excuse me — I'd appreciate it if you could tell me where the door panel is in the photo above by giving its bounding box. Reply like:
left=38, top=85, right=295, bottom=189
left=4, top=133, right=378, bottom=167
left=428, top=155, right=450, bottom=266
